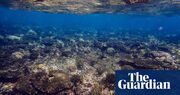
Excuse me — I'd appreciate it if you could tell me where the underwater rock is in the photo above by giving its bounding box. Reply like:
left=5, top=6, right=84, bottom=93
left=101, top=73, right=115, bottom=90
left=151, top=51, right=175, bottom=64
left=109, top=0, right=126, bottom=5
left=70, top=38, right=76, bottom=43
left=74, top=70, right=100, bottom=95
left=70, top=74, right=83, bottom=87
left=111, top=43, right=131, bottom=54
left=76, top=58, right=87, bottom=70
left=134, top=58, right=180, bottom=70
left=6, top=35, right=21, bottom=41
left=0, top=35, right=4, bottom=40
left=89, top=83, right=103, bottom=95
left=157, top=46, right=172, bottom=52
left=138, top=49, right=147, bottom=57
left=29, top=49, right=39, bottom=60
left=79, top=46, right=92, bottom=54
left=79, top=38, right=85, bottom=42
left=94, top=41, right=107, bottom=51
left=62, top=48, right=73, bottom=57
left=121, top=65, right=135, bottom=70
left=0, top=50, right=27, bottom=83
left=93, top=55, right=121, bottom=75
left=32, top=0, right=45, bottom=2
left=0, top=69, right=21, bottom=83
left=123, top=0, right=149, bottom=4
left=15, top=70, right=72, bottom=94
left=0, top=83, right=15, bottom=94
left=11, top=50, right=30, bottom=60
left=148, top=35, right=160, bottom=45
left=56, top=39, right=64, bottom=48
left=49, top=58, right=78, bottom=73
left=27, top=29, right=37, bottom=36
left=134, top=58, right=164, bottom=69
left=0, top=35, right=5, bottom=45
left=106, top=47, right=115, bottom=55
left=177, top=50, right=180, bottom=58
left=65, top=58, right=77, bottom=73
left=11, top=51, right=25, bottom=59
left=23, top=29, right=39, bottom=41
left=151, top=51, right=171, bottom=58
left=45, top=70, right=72, bottom=94
left=117, top=57, right=178, bottom=70
left=15, top=76, right=36, bottom=95
left=41, top=37, right=55, bottom=46
left=32, top=64, right=50, bottom=73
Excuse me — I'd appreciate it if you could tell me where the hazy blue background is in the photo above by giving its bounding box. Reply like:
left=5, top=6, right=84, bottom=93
left=0, top=7, right=180, bottom=33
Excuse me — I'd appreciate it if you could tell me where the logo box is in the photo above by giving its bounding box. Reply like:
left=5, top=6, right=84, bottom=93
left=115, top=70, right=180, bottom=95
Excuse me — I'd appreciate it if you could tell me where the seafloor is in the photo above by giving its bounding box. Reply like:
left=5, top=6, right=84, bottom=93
left=0, top=23, right=179, bottom=94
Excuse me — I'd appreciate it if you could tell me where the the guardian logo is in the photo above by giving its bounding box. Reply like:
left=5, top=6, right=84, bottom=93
left=118, top=72, right=171, bottom=90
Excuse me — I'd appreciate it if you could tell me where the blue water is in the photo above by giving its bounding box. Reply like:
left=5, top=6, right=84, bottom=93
left=0, top=7, right=180, bottom=33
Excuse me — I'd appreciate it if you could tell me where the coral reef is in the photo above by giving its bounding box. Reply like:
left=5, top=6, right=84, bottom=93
left=0, top=25, right=179, bottom=94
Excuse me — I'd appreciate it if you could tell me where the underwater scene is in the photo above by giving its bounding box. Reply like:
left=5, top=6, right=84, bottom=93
left=0, top=0, right=180, bottom=94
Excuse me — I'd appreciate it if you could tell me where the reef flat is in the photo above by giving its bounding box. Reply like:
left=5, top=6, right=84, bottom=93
left=0, top=24, right=179, bottom=94
left=0, top=0, right=180, bottom=14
